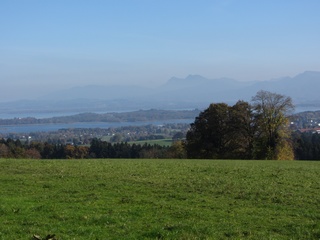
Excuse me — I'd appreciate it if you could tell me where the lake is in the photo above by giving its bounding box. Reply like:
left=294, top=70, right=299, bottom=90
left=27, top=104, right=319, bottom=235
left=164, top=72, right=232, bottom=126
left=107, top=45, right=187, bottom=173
left=0, top=105, right=318, bottom=134
left=0, top=119, right=193, bottom=134
left=0, top=110, right=133, bottom=119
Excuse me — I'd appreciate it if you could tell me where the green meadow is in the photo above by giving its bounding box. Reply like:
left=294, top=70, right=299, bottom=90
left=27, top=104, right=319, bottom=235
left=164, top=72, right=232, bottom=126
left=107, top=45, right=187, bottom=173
left=0, top=159, right=320, bottom=239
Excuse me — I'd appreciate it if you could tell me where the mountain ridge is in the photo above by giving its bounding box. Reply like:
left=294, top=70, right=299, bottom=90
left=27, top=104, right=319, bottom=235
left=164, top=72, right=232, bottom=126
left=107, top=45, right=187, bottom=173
left=1, top=71, right=320, bottom=114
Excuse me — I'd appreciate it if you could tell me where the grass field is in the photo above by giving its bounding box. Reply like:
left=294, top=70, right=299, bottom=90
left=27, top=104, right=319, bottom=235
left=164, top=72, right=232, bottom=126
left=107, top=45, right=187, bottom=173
left=0, top=159, right=320, bottom=239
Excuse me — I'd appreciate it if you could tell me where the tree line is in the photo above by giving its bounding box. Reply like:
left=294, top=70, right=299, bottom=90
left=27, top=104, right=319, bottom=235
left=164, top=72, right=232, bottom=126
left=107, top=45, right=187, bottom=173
left=0, top=138, right=185, bottom=159
left=2, top=90, right=320, bottom=160
left=1, top=132, right=320, bottom=160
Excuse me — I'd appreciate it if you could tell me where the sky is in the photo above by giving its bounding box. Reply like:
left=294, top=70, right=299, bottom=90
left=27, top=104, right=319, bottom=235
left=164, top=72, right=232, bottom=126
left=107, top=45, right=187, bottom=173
left=1, top=0, right=320, bottom=101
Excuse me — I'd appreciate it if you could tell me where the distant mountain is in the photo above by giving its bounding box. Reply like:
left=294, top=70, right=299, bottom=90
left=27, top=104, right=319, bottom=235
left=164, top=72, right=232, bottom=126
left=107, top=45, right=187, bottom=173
left=37, top=71, right=320, bottom=104
left=155, top=74, right=252, bottom=103
left=241, top=71, right=320, bottom=103
left=1, top=71, right=320, bottom=115
left=163, top=74, right=243, bottom=89
left=157, top=71, right=320, bottom=105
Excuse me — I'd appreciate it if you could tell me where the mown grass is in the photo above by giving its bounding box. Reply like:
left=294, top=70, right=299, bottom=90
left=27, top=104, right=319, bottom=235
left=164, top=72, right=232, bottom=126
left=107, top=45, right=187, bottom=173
left=0, top=159, right=320, bottom=239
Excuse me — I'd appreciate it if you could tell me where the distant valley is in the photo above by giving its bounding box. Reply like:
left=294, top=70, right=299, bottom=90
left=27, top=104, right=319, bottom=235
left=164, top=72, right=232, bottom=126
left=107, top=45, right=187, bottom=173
left=1, top=71, right=320, bottom=116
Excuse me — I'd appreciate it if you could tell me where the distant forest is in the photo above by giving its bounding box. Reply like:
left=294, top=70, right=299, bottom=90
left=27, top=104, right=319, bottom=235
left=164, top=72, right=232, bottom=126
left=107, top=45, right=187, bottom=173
left=2, top=130, right=320, bottom=160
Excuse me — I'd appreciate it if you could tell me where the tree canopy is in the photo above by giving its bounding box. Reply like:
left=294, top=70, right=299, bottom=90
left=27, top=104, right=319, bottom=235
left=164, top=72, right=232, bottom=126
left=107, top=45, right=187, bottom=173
left=186, top=101, right=254, bottom=159
left=252, top=90, right=294, bottom=159
left=186, top=91, right=294, bottom=160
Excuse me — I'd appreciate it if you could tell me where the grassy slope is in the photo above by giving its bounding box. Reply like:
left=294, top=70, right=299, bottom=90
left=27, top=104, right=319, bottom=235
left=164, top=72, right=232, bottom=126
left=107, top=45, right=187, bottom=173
left=0, top=159, right=320, bottom=239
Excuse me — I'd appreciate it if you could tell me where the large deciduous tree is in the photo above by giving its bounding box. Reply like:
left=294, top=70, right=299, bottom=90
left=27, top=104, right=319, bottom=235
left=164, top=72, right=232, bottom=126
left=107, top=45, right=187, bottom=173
left=252, top=90, right=294, bottom=160
left=185, top=91, right=294, bottom=160
left=228, top=100, right=255, bottom=159
left=186, top=101, right=254, bottom=159
left=186, top=103, right=229, bottom=159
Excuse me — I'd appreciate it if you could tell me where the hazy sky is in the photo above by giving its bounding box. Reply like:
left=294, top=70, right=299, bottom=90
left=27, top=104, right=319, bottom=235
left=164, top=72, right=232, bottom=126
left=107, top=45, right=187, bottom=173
left=1, top=0, right=320, bottom=101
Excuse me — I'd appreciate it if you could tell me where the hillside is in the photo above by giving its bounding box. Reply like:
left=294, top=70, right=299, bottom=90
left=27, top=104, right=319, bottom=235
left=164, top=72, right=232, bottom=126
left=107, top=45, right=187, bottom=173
left=0, top=109, right=200, bottom=125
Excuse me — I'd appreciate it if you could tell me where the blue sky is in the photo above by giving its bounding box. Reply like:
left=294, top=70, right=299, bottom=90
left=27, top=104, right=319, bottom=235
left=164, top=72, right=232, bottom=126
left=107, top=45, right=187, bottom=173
left=1, top=0, right=320, bottom=101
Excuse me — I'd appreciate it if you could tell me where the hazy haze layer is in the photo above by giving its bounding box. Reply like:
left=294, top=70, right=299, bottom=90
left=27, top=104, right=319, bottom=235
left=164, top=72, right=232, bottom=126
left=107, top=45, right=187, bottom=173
left=1, top=1, right=320, bottom=102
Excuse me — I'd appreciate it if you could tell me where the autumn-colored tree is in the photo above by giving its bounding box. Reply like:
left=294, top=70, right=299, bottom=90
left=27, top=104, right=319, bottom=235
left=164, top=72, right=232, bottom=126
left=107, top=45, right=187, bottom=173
left=0, top=143, right=10, bottom=158
left=168, top=141, right=187, bottom=159
left=25, top=148, right=42, bottom=159
left=252, top=90, right=294, bottom=160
